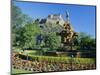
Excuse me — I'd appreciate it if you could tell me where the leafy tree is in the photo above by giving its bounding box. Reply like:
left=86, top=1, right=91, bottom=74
left=11, top=3, right=32, bottom=30
left=12, top=2, right=32, bottom=48
left=44, top=32, right=61, bottom=50
left=14, top=27, right=26, bottom=48
left=76, top=32, right=96, bottom=50
left=23, top=23, right=42, bottom=49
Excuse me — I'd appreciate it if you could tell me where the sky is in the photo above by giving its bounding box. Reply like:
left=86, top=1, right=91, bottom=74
left=14, top=1, right=96, bottom=38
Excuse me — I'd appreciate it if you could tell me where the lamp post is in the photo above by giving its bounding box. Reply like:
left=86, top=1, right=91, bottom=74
left=24, top=50, right=28, bottom=60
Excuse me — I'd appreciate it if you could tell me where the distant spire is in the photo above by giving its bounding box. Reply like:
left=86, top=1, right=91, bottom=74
left=66, top=11, right=70, bottom=23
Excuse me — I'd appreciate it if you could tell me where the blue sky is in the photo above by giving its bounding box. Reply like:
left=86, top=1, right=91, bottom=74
left=14, top=1, right=96, bottom=38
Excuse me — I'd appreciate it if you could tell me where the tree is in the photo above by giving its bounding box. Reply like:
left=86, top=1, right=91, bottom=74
left=11, top=2, right=32, bottom=30
left=77, top=32, right=96, bottom=50
left=23, top=23, right=42, bottom=49
left=12, top=2, right=32, bottom=48
left=44, top=32, right=61, bottom=50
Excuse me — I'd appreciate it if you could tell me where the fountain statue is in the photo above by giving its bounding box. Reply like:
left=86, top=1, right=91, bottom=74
left=57, top=11, right=78, bottom=50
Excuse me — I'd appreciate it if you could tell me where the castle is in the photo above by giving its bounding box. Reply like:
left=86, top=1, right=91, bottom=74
left=35, top=14, right=65, bottom=28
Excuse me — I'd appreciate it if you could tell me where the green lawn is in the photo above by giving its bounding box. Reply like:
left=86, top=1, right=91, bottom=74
left=13, top=49, right=96, bottom=64
left=11, top=68, right=33, bottom=74
left=18, top=52, right=95, bottom=64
